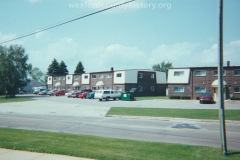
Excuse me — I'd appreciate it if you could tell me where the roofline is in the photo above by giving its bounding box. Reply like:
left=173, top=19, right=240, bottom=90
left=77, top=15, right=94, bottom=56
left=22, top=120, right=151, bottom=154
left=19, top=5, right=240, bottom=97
left=170, top=66, right=240, bottom=69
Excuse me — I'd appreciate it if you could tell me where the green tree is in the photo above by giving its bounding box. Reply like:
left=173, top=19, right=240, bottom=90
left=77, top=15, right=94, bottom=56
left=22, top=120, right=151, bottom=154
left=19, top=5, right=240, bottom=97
left=0, top=45, right=31, bottom=96
left=59, top=61, right=68, bottom=75
left=47, top=59, right=60, bottom=76
left=152, top=61, right=173, bottom=79
left=29, top=67, right=48, bottom=85
left=74, top=61, right=85, bottom=74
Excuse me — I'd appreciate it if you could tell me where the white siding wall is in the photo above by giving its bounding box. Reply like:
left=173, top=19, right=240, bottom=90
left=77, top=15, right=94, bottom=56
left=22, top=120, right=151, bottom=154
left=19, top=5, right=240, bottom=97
left=156, top=72, right=166, bottom=84
left=66, top=75, right=73, bottom=84
left=167, top=69, right=190, bottom=84
left=125, top=70, right=138, bottom=83
left=114, top=71, right=125, bottom=84
left=47, top=76, right=52, bottom=85
left=82, top=74, right=90, bottom=84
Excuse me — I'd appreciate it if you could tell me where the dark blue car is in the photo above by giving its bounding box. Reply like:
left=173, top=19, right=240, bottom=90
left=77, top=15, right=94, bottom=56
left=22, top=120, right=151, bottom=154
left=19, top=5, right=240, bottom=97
left=86, top=92, right=95, bottom=99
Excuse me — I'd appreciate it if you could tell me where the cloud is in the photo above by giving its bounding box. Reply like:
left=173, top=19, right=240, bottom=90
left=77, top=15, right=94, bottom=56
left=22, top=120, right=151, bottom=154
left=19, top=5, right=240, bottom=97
left=28, top=0, right=41, bottom=3
left=0, top=32, right=24, bottom=46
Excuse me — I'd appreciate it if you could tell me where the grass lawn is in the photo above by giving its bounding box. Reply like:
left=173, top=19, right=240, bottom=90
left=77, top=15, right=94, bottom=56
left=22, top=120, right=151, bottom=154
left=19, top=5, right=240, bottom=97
left=0, top=96, right=34, bottom=103
left=0, top=128, right=239, bottom=160
left=106, top=107, right=240, bottom=121
left=135, top=96, right=168, bottom=101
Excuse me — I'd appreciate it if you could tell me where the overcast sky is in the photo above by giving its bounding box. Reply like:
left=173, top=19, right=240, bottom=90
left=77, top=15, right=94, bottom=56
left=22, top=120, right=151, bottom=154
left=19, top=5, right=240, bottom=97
left=0, top=0, right=240, bottom=74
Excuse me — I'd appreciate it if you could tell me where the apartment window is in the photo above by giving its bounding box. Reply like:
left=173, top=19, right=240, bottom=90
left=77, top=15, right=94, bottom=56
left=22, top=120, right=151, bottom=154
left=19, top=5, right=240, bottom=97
left=84, top=75, right=88, bottom=79
left=117, top=73, right=122, bottom=77
left=195, top=87, right=206, bottom=92
left=84, top=86, right=88, bottom=89
left=116, top=87, right=122, bottom=91
left=139, top=73, right=143, bottom=78
left=75, top=76, right=80, bottom=80
left=151, top=73, right=154, bottom=79
left=99, top=74, right=103, bottom=79
left=106, top=87, right=111, bottom=90
left=234, top=87, right=240, bottom=92
left=92, top=87, right=96, bottom=90
left=195, top=70, right=206, bottom=76
left=151, top=86, right=154, bottom=91
left=234, top=70, right=240, bottom=76
left=67, top=76, right=71, bottom=80
left=139, top=86, right=143, bottom=92
left=54, top=77, right=56, bottom=81
left=61, top=86, right=65, bottom=89
left=92, top=75, right=96, bottom=79
left=107, top=73, right=112, bottom=78
left=67, top=86, right=71, bottom=90
left=174, top=71, right=184, bottom=76
left=174, top=87, right=184, bottom=92
left=214, top=70, right=226, bottom=76
left=62, top=77, right=65, bottom=80
left=58, top=77, right=61, bottom=80
left=49, top=78, right=51, bottom=81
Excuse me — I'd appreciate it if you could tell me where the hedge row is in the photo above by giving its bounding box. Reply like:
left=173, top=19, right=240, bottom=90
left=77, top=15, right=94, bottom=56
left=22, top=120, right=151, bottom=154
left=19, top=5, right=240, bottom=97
left=170, top=96, right=191, bottom=100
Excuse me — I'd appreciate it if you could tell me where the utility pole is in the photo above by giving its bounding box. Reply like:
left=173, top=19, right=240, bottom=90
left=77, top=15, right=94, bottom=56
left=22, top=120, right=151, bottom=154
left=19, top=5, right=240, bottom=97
left=218, top=0, right=227, bottom=155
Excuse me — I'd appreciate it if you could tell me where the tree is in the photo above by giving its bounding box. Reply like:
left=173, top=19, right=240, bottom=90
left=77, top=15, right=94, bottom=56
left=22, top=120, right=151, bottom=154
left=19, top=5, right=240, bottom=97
left=0, top=45, right=31, bottom=96
left=59, top=61, right=68, bottom=75
left=29, top=67, right=46, bottom=82
left=152, top=61, right=173, bottom=79
left=47, top=59, right=60, bottom=76
left=74, top=61, right=85, bottom=74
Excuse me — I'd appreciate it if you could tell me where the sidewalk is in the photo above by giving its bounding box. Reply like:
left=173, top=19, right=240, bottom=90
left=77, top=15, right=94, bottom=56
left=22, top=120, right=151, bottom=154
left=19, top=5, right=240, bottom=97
left=0, top=148, right=94, bottom=160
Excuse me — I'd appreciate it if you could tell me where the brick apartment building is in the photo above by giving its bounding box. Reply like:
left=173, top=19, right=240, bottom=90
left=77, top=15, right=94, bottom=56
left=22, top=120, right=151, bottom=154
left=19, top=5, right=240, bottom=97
left=47, top=68, right=167, bottom=96
left=167, top=62, right=240, bottom=100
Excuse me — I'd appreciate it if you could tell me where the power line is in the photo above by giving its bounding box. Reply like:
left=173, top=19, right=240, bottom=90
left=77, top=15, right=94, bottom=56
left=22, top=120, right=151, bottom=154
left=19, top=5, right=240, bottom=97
left=0, top=0, right=135, bottom=45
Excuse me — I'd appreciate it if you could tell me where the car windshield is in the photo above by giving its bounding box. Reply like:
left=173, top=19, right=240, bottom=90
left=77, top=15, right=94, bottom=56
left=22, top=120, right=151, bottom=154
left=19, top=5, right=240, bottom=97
left=201, top=94, right=212, bottom=97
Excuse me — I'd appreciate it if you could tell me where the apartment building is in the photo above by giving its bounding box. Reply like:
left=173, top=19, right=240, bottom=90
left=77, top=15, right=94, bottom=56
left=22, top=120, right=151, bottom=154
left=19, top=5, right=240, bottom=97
left=47, top=68, right=167, bottom=96
left=167, top=62, right=240, bottom=100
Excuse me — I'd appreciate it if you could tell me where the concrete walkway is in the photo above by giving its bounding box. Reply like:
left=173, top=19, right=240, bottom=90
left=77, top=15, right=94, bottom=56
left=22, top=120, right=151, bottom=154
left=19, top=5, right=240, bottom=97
left=0, top=148, right=94, bottom=160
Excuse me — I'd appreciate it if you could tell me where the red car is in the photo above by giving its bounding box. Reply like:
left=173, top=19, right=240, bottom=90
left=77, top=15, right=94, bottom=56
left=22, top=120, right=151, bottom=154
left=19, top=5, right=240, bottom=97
left=199, top=93, right=214, bottom=104
left=53, top=90, right=66, bottom=96
left=78, top=92, right=90, bottom=99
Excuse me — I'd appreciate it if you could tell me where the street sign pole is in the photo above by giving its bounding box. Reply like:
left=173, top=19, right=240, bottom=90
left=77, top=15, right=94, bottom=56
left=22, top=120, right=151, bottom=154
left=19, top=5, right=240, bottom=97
left=218, top=0, right=227, bottom=155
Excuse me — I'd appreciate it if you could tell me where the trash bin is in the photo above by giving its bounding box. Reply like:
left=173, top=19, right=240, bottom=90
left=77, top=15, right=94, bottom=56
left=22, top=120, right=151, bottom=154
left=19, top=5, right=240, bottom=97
left=121, top=88, right=136, bottom=101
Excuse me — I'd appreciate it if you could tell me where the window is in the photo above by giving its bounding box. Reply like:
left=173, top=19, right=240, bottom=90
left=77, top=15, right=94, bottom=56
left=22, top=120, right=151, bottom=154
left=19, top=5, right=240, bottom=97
left=116, top=87, right=122, bottom=91
left=234, top=87, right=240, bottom=92
left=104, top=91, right=110, bottom=94
left=92, top=87, right=96, bottom=90
left=151, top=86, right=154, bottom=91
left=174, top=87, right=184, bottom=92
left=139, top=73, right=143, bottom=78
left=54, top=77, right=56, bottom=81
left=61, top=86, right=65, bottom=89
left=107, top=87, right=111, bottom=90
left=151, top=73, right=154, bottom=79
left=49, top=78, right=51, bottom=81
left=174, top=71, right=184, bottom=76
left=62, top=77, right=65, bottom=80
left=75, top=76, right=80, bottom=80
left=234, top=70, right=240, bottom=76
left=84, top=86, right=88, bottom=89
left=214, top=70, right=226, bottom=76
left=67, top=86, right=71, bottom=90
left=195, top=70, right=206, bottom=76
left=195, top=87, right=206, bottom=92
left=84, top=75, right=88, bottom=79
left=107, top=73, right=112, bottom=78
left=67, top=76, right=71, bottom=80
left=92, top=75, right=96, bottom=79
left=58, top=77, right=61, bottom=80
left=99, top=74, right=103, bottom=78
left=139, top=86, right=143, bottom=91
left=117, top=73, right=122, bottom=77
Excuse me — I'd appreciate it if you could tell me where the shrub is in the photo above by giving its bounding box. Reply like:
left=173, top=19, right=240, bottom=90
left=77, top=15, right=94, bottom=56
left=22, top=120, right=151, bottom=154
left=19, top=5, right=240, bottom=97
left=170, top=95, right=181, bottom=99
left=230, top=97, right=240, bottom=100
left=182, top=96, right=191, bottom=100
left=196, top=97, right=199, bottom=100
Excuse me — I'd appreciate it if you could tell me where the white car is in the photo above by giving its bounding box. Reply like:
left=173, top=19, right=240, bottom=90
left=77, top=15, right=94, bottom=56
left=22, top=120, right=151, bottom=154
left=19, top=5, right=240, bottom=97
left=94, top=90, right=121, bottom=101
left=65, top=90, right=75, bottom=97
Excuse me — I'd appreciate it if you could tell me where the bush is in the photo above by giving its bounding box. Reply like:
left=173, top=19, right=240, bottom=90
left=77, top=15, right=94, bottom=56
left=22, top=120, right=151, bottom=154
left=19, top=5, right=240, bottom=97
left=182, top=96, right=191, bottom=100
left=170, top=95, right=181, bottom=99
left=230, top=97, right=240, bottom=100
left=196, top=97, right=199, bottom=100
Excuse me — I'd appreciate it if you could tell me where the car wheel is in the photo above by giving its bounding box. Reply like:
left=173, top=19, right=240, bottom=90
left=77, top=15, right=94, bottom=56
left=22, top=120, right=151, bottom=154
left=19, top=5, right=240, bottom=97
left=106, top=97, right=109, bottom=101
left=113, top=98, right=116, bottom=100
left=99, top=99, right=102, bottom=101
left=58, top=94, right=60, bottom=96
left=200, top=101, right=202, bottom=104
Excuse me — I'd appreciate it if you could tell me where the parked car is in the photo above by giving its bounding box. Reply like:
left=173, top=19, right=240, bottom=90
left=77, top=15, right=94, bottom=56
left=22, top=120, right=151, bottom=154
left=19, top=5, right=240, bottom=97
left=66, top=90, right=76, bottom=98
left=33, top=88, right=45, bottom=94
left=53, top=90, right=67, bottom=96
left=199, top=93, right=214, bottom=104
left=72, top=89, right=93, bottom=98
left=94, top=90, right=121, bottom=101
left=39, top=89, right=49, bottom=95
left=86, top=92, right=95, bottom=99
left=47, top=89, right=57, bottom=96
left=78, top=91, right=90, bottom=99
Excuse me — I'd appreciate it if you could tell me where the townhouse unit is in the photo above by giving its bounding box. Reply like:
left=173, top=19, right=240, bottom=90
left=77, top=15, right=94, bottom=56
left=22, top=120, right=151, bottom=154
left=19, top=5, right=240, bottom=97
left=47, top=68, right=167, bottom=96
left=167, top=62, right=240, bottom=100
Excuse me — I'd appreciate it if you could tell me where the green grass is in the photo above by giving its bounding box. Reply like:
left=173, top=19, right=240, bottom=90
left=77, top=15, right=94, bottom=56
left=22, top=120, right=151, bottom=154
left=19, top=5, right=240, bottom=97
left=106, top=107, right=240, bottom=121
left=0, top=128, right=239, bottom=160
left=0, top=96, right=34, bottom=103
left=135, top=96, right=168, bottom=101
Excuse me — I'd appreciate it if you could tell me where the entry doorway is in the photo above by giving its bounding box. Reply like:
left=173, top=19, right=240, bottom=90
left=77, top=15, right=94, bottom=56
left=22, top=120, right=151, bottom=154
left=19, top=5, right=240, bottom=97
left=213, top=87, right=226, bottom=101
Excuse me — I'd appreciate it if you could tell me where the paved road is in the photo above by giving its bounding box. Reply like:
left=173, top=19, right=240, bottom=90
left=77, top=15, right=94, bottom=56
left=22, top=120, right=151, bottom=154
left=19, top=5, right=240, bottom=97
left=0, top=95, right=240, bottom=150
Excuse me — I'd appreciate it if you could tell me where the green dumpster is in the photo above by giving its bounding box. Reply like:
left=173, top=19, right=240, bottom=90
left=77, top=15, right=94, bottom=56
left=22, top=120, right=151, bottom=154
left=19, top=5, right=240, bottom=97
left=121, top=88, right=136, bottom=101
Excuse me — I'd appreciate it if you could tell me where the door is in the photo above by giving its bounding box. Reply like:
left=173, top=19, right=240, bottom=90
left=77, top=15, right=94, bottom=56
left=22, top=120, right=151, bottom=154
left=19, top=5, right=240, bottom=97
left=214, top=87, right=218, bottom=101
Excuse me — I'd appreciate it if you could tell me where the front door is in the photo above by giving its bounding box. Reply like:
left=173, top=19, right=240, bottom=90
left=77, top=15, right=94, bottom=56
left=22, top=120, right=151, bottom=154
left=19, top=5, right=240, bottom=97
left=214, top=87, right=218, bottom=101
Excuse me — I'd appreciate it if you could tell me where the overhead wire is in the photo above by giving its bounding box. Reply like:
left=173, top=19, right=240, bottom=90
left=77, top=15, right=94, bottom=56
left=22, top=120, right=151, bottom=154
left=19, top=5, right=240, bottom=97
left=0, top=0, right=135, bottom=45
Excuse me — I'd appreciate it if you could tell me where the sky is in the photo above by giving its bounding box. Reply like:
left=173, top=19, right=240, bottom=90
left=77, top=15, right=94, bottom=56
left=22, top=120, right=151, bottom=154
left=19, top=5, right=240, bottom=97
left=0, top=0, right=240, bottom=74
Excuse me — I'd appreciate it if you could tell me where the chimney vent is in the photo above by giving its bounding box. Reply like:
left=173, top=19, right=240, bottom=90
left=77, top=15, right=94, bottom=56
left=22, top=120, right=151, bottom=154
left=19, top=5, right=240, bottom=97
left=227, top=61, right=230, bottom=67
left=111, top=67, right=114, bottom=72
